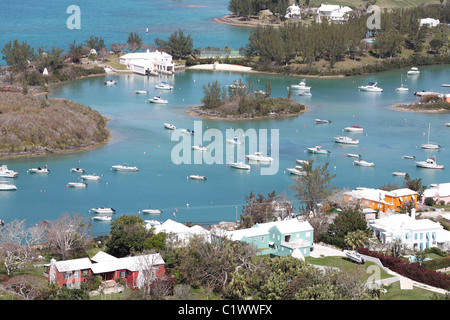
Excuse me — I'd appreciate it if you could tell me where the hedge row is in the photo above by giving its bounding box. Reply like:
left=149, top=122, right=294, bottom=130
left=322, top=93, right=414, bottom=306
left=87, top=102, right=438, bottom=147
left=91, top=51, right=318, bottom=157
left=358, top=248, right=450, bottom=290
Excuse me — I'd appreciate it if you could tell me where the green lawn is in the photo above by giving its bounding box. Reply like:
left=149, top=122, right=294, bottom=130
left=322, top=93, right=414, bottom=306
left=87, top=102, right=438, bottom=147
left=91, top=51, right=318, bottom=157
left=381, top=282, right=441, bottom=300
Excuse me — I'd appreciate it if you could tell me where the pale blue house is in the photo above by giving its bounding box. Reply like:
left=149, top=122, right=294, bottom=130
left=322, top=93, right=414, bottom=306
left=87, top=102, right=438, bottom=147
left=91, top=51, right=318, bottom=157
left=216, top=219, right=314, bottom=259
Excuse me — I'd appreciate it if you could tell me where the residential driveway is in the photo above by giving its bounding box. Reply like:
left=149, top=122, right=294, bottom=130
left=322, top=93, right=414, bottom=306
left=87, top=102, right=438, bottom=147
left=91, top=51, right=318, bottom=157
left=310, top=243, right=346, bottom=258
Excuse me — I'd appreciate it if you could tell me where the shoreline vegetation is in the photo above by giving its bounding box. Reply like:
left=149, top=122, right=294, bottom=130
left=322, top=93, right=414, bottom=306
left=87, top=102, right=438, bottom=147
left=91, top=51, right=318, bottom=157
left=0, top=92, right=110, bottom=159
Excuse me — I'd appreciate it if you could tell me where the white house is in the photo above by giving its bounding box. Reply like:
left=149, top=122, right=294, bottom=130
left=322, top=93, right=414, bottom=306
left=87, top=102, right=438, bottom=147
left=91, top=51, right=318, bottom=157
left=317, top=4, right=352, bottom=22
left=369, top=211, right=450, bottom=251
left=419, top=18, right=440, bottom=28
left=147, top=219, right=211, bottom=245
left=285, top=4, right=301, bottom=18
left=119, top=50, right=175, bottom=75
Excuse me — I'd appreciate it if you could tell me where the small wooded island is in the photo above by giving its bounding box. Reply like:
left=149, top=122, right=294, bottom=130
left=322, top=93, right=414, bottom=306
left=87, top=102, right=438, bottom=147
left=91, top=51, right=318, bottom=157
left=0, top=92, right=110, bottom=158
left=187, top=80, right=306, bottom=120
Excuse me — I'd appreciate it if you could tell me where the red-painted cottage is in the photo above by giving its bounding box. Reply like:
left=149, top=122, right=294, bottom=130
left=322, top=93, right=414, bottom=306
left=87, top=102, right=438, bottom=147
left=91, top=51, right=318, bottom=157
left=43, top=251, right=165, bottom=289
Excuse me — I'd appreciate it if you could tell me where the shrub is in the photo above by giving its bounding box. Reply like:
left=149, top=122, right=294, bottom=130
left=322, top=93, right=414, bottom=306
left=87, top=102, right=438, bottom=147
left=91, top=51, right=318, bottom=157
left=425, top=197, right=435, bottom=206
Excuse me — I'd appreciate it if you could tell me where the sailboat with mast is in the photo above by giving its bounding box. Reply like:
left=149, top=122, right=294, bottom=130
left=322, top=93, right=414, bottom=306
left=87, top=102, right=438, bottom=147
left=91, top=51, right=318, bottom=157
left=395, top=74, right=409, bottom=91
left=420, top=123, right=440, bottom=150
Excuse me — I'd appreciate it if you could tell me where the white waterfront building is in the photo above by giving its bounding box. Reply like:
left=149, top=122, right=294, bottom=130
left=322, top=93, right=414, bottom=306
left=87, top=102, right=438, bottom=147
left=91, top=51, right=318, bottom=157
left=419, top=18, right=440, bottom=28
left=119, top=49, right=175, bottom=75
left=316, top=4, right=353, bottom=22
left=369, top=210, right=450, bottom=251
left=285, top=4, right=301, bottom=18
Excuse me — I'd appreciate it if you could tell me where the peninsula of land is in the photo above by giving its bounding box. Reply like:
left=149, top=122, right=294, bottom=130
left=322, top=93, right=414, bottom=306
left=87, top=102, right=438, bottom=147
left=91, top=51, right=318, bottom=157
left=0, top=92, right=110, bottom=158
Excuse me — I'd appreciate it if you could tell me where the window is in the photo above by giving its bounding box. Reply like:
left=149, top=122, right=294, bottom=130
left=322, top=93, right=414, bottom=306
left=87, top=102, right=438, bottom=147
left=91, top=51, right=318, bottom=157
left=119, top=271, right=126, bottom=278
left=305, top=232, right=311, bottom=237
left=414, top=233, right=418, bottom=240
left=261, top=236, right=265, bottom=242
left=420, top=233, right=423, bottom=240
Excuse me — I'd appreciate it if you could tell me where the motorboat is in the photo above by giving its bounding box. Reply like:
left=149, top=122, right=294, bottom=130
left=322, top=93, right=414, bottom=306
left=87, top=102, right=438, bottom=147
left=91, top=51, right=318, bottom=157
left=181, top=128, right=194, bottom=135
left=407, top=67, right=420, bottom=75
left=189, top=175, right=207, bottom=180
left=307, top=146, right=330, bottom=155
left=358, top=81, right=383, bottom=92
left=67, top=182, right=87, bottom=188
left=91, top=207, right=116, bottom=214
left=334, top=136, right=359, bottom=145
left=70, top=168, right=85, bottom=173
left=92, top=215, right=112, bottom=221
left=354, top=159, right=374, bottom=167
left=314, top=119, right=332, bottom=124
left=296, top=92, right=312, bottom=96
left=27, top=167, right=50, bottom=174
left=344, top=250, right=365, bottom=264
left=415, top=157, right=444, bottom=169
left=104, top=80, right=117, bottom=86
left=396, top=73, right=409, bottom=91
left=0, top=165, right=18, bottom=178
left=245, top=152, right=273, bottom=163
left=135, top=90, right=148, bottom=94
left=228, top=80, right=246, bottom=89
left=392, top=172, right=407, bottom=177
left=142, top=209, right=163, bottom=214
left=420, top=123, right=440, bottom=150
left=192, top=145, right=209, bottom=152
left=155, top=82, right=173, bottom=90
left=291, top=79, right=311, bottom=91
left=346, top=153, right=361, bottom=158
left=111, top=165, right=138, bottom=172
left=287, top=166, right=306, bottom=176
left=164, top=123, right=176, bottom=130
left=344, top=125, right=364, bottom=133
left=295, top=159, right=310, bottom=165
left=402, top=155, right=415, bottom=159
left=227, top=137, right=242, bottom=145
left=81, top=174, right=101, bottom=181
left=443, top=84, right=450, bottom=87
left=148, top=96, right=168, bottom=104
left=445, top=123, right=450, bottom=127
left=229, top=162, right=250, bottom=170
left=414, top=90, right=438, bottom=97
left=0, top=181, right=17, bottom=191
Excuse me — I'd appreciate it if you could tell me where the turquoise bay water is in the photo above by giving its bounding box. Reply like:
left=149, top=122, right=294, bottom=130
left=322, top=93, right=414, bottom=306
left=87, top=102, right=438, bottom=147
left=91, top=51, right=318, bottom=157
left=1, top=65, right=450, bottom=235
left=0, top=0, right=250, bottom=52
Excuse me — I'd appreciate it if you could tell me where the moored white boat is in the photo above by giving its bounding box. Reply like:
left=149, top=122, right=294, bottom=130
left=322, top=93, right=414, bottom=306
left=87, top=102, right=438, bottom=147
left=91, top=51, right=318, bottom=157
left=307, top=146, right=330, bottom=155
left=287, top=166, right=306, bottom=176
left=443, top=84, right=450, bottom=87
left=81, top=174, right=101, bottom=181
left=415, top=157, right=444, bottom=169
left=295, top=159, right=310, bottom=165
left=0, top=165, right=18, bottom=178
left=245, top=152, right=273, bottom=162
left=407, top=67, right=420, bottom=75
left=27, top=167, right=50, bottom=174
left=135, top=90, right=148, bottom=94
left=92, top=215, right=112, bottom=221
left=155, top=82, right=173, bottom=90
left=296, top=92, right=312, bottom=96
left=91, top=207, right=116, bottom=214
left=228, top=80, right=246, bottom=89
left=396, top=84, right=409, bottom=91
left=142, top=209, right=163, bottom=214
left=344, top=125, right=363, bottom=132
left=70, top=168, right=85, bottom=173
left=346, top=153, right=361, bottom=158
left=67, top=182, right=87, bottom=188
left=111, top=165, right=138, bottom=172
left=358, top=81, right=383, bottom=92
left=164, top=123, right=176, bottom=130
left=291, top=79, right=311, bottom=91
left=192, top=145, right=209, bottom=151
left=181, top=128, right=194, bottom=135
left=402, top=155, right=415, bottom=159
left=354, top=159, right=374, bottom=167
left=189, top=175, right=207, bottom=180
left=314, top=119, right=332, bottom=124
left=0, top=181, right=17, bottom=191
left=104, top=80, right=117, bottom=86
left=148, top=96, right=168, bottom=104
left=392, top=171, right=407, bottom=177
left=229, top=162, right=250, bottom=170
left=334, top=136, right=359, bottom=145
left=420, top=123, right=440, bottom=150
left=445, top=123, right=450, bottom=127
left=343, top=250, right=365, bottom=264
left=227, top=137, right=242, bottom=145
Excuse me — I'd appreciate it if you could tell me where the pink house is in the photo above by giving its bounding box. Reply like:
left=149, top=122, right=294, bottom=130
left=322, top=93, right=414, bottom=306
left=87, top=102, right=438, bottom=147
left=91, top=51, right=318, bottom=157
left=422, top=183, right=450, bottom=204
left=43, top=251, right=165, bottom=289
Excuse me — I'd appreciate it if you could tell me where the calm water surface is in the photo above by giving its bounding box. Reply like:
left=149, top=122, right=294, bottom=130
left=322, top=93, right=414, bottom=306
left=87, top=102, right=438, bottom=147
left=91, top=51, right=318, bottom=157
left=1, top=66, right=450, bottom=235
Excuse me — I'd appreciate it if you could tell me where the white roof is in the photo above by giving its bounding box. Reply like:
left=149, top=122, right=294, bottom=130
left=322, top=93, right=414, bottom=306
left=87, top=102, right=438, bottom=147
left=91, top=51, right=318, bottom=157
left=291, top=248, right=305, bottom=260
left=120, top=50, right=172, bottom=61
left=345, top=187, right=417, bottom=203
left=318, top=4, right=340, bottom=11
left=423, top=183, right=450, bottom=198
left=370, top=214, right=444, bottom=233
left=54, top=258, right=92, bottom=272
left=153, top=219, right=192, bottom=234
